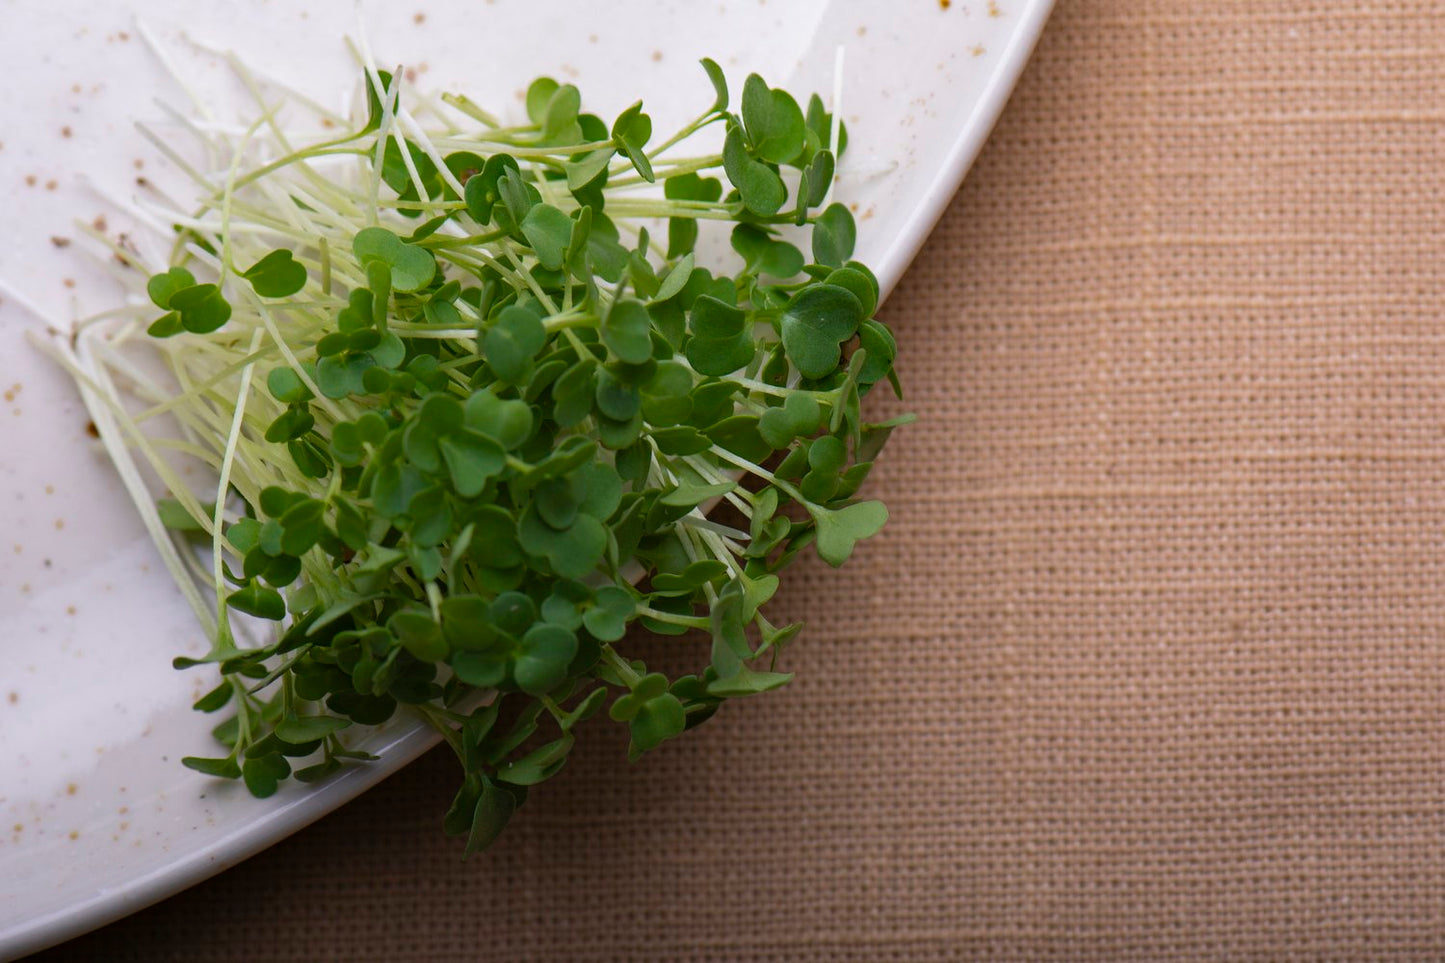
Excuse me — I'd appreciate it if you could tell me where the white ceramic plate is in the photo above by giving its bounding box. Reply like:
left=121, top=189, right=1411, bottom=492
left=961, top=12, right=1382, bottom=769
left=0, top=0, right=1052, bottom=956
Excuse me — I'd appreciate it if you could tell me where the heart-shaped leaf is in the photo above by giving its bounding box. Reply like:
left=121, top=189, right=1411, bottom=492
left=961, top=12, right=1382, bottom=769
left=146, top=266, right=197, bottom=309
left=581, top=585, right=635, bottom=641
left=389, top=609, right=448, bottom=662
left=241, top=752, right=291, bottom=798
left=822, top=266, right=878, bottom=319
left=242, top=248, right=309, bottom=297
left=513, top=623, right=578, bottom=695
left=267, top=366, right=312, bottom=404
left=689, top=295, right=746, bottom=340
left=521, top=203, right=573, bottom=271
left=463, top=154, right=520, bottom=225
left=809, top=499, right=888, bottom=567
left=353, top=226, right=436, bottom=292
left=440, top=430, right=505, bottom=497
left=611, top=101, right=654, bottom=182
left=535, top=475, right=582, bottom=531
left=732, top=225, right=804, bottom=279
left=801, top=149, right=834, bottom=211
left=169, top=283, right=232, bottom=334
left=518, top=503, right=608, bottom=579
left=566, top=148, right=615, bottom=191
left=723, top=125, right=785, bottom=216
left=464, top=390, right=534, bottom=449
left=779, top=283, right=863, bottom=379
left=741, top=74, right=806, bottom=165
left=811, top=203, right=856, bottom=269
left=484, top=305, right=547, bottom=383
left=602, top=298, right=653, bottom=364
left=594, top=368, right=641, bottom=421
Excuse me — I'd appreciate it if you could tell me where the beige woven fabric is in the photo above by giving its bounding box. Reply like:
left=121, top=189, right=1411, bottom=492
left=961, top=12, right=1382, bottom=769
left=31, top=0, right=1445, bottom=959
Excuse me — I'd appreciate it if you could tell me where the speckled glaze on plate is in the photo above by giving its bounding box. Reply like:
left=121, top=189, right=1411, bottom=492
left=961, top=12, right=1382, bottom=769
left=0, top=0, right=1052, bottom=956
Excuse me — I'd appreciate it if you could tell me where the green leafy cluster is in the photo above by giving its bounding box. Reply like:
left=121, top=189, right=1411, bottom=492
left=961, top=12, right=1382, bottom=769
left=144, top=60, right=908, bottom=852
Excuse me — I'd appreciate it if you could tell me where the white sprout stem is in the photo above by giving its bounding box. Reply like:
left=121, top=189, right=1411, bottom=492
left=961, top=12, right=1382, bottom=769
left=677, top=515, right=750, bottom=543
left=77, top=174, right=175, bottom=250
left=396, top=109, right=467, bottom=197
left=136, top=121, right=220, bottom=196
left=179, top=32, right=345, bottom=125
left=0, top=278, right=69, bottom=336
left=36, top=331, right=218, bottom=636
left=136, top=17, right=216, bottom=125
left=251, top=298, right=350, bottom=423
left=212, top=329, right=266, bottom=604
left=219, top=116, right=269, bottom=277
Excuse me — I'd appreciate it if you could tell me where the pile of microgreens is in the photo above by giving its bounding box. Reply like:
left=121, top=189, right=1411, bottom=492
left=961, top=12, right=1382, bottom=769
left=37, top=43, right=909, bottom=851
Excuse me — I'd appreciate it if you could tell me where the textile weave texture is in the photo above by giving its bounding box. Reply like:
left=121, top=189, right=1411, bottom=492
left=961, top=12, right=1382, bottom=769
left=32, top=0, right=1445, bottom=959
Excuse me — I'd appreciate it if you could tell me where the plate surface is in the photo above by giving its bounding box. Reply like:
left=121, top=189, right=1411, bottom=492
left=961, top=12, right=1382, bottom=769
left=0, top=0, right=1052, bottom=956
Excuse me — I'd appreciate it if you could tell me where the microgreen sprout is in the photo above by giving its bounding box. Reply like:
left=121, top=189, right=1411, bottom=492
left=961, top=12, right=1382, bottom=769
left=34, top=42, right=910, bottom=852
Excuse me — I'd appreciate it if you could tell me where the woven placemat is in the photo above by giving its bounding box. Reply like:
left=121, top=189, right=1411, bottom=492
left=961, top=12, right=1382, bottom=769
left=30, top=0, right=1445, bottom=959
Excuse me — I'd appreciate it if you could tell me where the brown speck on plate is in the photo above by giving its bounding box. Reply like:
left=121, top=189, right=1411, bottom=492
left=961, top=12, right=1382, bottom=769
left=45, top=179, right=58, bottom=191
left=6, top=693, right=17, bottom=706
left=413, top=11, right=426, bottom=23
left=66, top=783, right=78, bottom=796
left=54, top=518, right=65, bottom=530
left=68, top=830, right=79, bottom=841
left=651, top=51, right=663, bottom=62
left=61, top=126, right=72, bottom=138
left=86, top=420, right=99, bottom=438
left=50, top=236, right=71, bottom=248
left=24, top=175, right=36, bottom=187
left=92, top=214, right=108, bottom=232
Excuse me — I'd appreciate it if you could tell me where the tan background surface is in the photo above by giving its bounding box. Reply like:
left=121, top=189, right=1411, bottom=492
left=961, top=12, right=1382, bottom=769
left=29, top=0, right=1445, bottom=959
